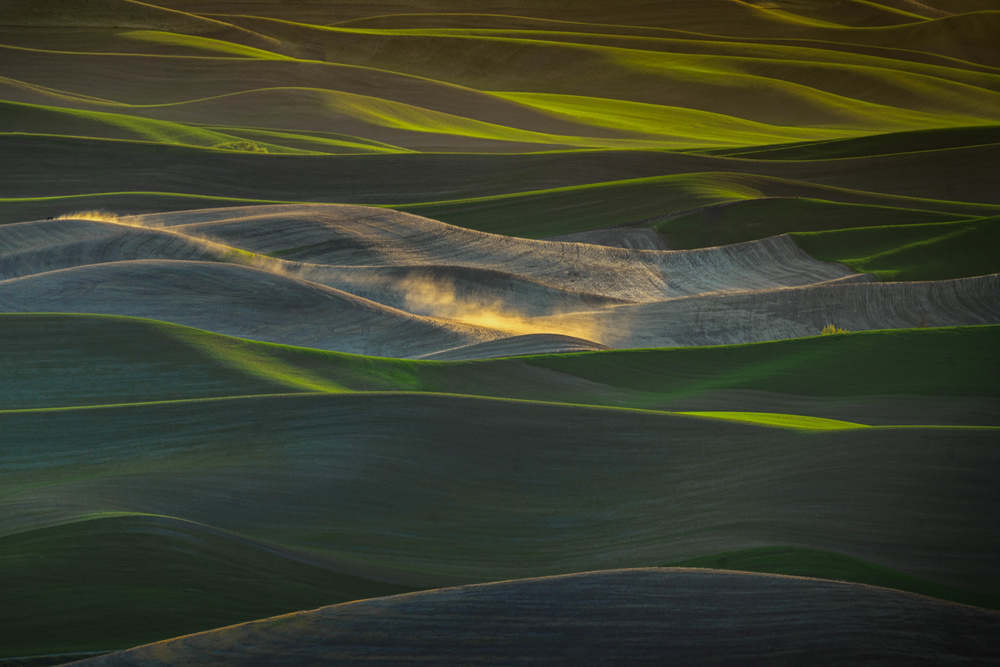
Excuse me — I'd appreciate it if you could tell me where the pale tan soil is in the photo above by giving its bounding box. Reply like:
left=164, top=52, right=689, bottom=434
left=0, top=259, right=496, bottom=356
left=536, top=273, right=1000, bottom=348
left=7, top=204, right=1000, bottom=357
left=421, top=333, right=611, bottom=359
left=544, top=227, right=668, bottom=250
left=2, top=205, right=997, bottom=357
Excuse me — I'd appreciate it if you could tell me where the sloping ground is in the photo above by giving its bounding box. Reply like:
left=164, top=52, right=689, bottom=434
left=155, top=204, right=854, bottom=299
left=709, top=124, right=1000, bottom=160
left=793, top=215, right=1000, bottom=281
left=399, top=172, right=1000, bottom=239
left=0, top=515, right=413, bottom=659
left=3, top=314, right=998, bottom=424
left=2, top=0, right=998, bottom=258
left=422, top=333, right=612, bottom=359
left=0, top=259, right=500, bottom=357
left=536, top=272, right=1000, bottom=348
left=4, top=205, right=998, bottom=357
left=0, top=314, right=301, bottom=409
left=66, top=570, right=1000, bottom=666
left=5, top=393, right=999, bottom=592
left=655, top=196, right=979, bottom=247
left=7, top=12, right=1000, bottom=134
left=2, top=315, right=999, bottom=657
left=3, top=135, right=998, bottom=237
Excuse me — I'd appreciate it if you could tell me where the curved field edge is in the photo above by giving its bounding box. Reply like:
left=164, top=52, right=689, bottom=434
left=0, top=192, right=305, bottom=226
left=674, top=411, right=868, bottom=430
left=5, top=392, right=997, bottom=586
left=3, top=134, right=997, bottom=207
left=63, top=569, right=1000, bottom=667
left=3, top=314, right=998, bottom=411
left=0, top=514, right=414, bottom=659
left=1, top=530, right=996, bottom=660
left=667, top=545, right=1000, bottom=610
left=703, top=124, right=1000, bottom=160
left=391, top=171, right=1000, bottom=240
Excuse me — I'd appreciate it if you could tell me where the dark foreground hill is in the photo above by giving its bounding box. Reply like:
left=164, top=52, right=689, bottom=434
left=67, top=569, right=1000, bottom=666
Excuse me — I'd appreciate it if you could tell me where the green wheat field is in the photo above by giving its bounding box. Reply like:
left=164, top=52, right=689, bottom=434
left=2, top=0, right=999, bottom=664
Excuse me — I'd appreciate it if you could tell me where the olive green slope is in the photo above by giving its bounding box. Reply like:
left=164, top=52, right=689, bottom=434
left=4, top=394, right=998, bottom=605
left=0, top=515, right=414, bottom=659
left=4, top=314, right=998, bottom=417
left=2, top=312, right=998, bottom=656
left=792, top=214, right=1000, bottom=281
left=2, top=135, right=998, bottom=214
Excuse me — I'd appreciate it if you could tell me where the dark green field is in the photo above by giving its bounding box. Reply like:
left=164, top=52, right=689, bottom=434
left=2, top=0, right=999, bottom=663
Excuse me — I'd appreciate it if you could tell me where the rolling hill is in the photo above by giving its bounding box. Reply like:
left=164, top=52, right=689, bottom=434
left=2, top=0, right=998, bottom=663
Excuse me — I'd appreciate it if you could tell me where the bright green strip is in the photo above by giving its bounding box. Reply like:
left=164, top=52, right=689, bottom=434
left=3, top=393, right=994, bottom=431
left=0, top=398, right=930, bottom=432
left=1, top=86, right=667, bottom=150
left=308, top=27, right=1000, bottom=132
left=0, top=101, right=310, bottom=153
left=166, top=326, right=351, bottom=394
left=676, top=411, right=868, bottom=430
left=118, top=30, right=293, bottom=60
left=494, top=92, right=853, bottom=145
left=0, top=393, right=312, bottom=414
left=401, top=26, right=986, bottom=81
left=669, top=546, right=1000, bottom=610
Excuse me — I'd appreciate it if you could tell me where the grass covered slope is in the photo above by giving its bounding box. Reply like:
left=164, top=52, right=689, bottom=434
left=4, top=393, right=999, bottom=591
left=0, top=394, right=996, bottom=655
left=4, top=314, right=999, bottom=656
left=4, top=314, right=998, bottom=423
left=792, top=214, right=1000, bottom=281
left=0, top=515, right=413, bottom=659
left=0, top=314, right=318, bottom=409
